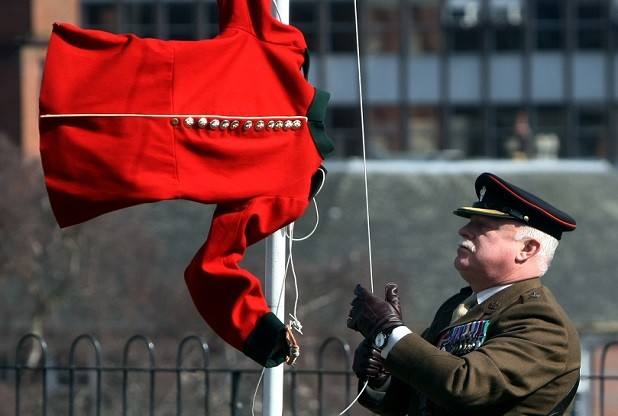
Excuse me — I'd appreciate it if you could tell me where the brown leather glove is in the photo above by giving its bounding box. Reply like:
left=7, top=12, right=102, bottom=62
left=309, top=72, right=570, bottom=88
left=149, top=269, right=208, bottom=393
left=347, top=283, right=404, bottom=341
left=352, top=339, right=390, bottom=389
left=385, top=282, right=402, bottom=318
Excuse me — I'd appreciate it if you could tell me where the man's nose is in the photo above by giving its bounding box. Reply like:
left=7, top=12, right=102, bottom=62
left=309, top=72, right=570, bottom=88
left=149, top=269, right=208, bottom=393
left=458, top=222, right=472, bottom=239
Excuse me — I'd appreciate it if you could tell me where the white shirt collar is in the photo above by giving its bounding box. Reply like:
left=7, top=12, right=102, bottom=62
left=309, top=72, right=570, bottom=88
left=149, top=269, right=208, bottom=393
left=475, top=284, right=513, bottom=305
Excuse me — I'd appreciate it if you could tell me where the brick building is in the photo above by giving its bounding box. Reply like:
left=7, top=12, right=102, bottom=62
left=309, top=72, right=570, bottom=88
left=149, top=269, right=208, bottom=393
left=0, top=0, right=78, bottom=158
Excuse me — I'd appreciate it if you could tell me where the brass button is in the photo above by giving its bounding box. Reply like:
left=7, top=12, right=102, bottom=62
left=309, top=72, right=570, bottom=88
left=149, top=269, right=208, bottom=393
left=170, top=117, right=179, bottom=126
left=184, top=117, right=195, bottom=127
left=198, top=117, right=208, bottom=128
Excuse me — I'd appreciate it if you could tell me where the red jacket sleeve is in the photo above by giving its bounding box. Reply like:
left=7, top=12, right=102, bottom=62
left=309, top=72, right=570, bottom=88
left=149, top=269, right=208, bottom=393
left=184, top=195, right=309, bottom=367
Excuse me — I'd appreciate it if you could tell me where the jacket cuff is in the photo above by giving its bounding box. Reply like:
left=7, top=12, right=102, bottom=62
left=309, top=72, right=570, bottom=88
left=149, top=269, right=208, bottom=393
left=381, top=326, right=413, bottom=358
left=243, top=312, right=287, bottom=367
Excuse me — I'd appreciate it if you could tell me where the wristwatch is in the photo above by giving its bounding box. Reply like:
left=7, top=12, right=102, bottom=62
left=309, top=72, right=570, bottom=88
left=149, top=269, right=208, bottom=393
left=373, top=331, right=390, bottom=349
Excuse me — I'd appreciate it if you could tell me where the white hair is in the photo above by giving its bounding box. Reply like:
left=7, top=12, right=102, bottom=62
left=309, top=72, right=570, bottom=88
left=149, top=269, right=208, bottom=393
left=514, top=225, right=559, bottom=276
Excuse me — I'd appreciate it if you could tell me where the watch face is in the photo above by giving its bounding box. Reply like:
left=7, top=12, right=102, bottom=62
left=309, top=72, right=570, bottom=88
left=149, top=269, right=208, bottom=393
left=375, top=332, right=386, bottom=348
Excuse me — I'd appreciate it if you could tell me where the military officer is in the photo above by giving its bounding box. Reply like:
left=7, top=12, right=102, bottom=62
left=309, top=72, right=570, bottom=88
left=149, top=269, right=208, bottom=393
left=347, top=172, right=581, bottom=415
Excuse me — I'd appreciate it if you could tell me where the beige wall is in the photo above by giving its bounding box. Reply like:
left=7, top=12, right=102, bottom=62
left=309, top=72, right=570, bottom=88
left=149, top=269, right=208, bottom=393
left=32, top=0, right=80, bottom=39
left=11, top=0, right=80, bottom=158
left=20, top=45, right=47, bottom=159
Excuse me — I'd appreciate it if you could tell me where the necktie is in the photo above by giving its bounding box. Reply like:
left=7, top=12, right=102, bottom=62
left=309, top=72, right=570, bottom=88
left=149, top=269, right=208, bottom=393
left=451, top=293, right=477, bottom=323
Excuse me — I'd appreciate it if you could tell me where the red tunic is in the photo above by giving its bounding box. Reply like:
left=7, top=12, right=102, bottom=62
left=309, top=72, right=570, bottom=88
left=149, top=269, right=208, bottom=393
left=38, top=0, right=333, bottom=367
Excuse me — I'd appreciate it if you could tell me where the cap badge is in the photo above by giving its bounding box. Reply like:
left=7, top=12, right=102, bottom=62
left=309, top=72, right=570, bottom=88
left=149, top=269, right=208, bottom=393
left=479, top=186, right=487, bottom=201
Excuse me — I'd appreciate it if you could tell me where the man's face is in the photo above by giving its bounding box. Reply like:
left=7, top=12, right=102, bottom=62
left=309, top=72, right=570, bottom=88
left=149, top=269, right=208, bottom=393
left=454, top=215, right=522, bottom=290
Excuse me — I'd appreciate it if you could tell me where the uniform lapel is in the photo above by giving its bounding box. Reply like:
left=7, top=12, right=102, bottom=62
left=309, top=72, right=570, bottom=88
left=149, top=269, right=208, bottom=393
left=423, top=287, right=473, bottom=344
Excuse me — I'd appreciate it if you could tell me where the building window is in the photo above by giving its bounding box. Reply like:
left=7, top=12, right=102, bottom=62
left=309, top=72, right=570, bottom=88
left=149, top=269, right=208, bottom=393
left=612, top=1, right=618, bottom=49
left=408, top=1, right=442, bottom=54
left=578, top=109, right=607, bottom=158
left=167, top=3, right=195, bottom=40
left=535, top=106, right=565, bottom=159
left=577, top=0, right=607, bottom=50
left=204, top=2, right=220, bottom=39
left=368, top=106, right=402, bottom=156
left=449, top=108, right=483, bottom=157
left=365, top=2, right=400, bottom=53
left=408, top=107, right=441, bottom=155
left=450, top=26, right=482, bottom=51
left=83, top=1, right=219, bottom=40
left=490, top=0, right=524, bottom=51
left=330, top=1, right=356, bottom=52
left=494, top=108, right=527, bottom=159
left=121, top=3, right=156, bottom=38
left=535, top=0, right=564, bottom=50
left=83, top=3, right=118, bottom=32
left=493, top=26, right=524, bottom=51
left=290, top=1, right=319, bottom=52
left=444, top=0, right=482, bottom=52
left=329, top=106, right=361, bottom=157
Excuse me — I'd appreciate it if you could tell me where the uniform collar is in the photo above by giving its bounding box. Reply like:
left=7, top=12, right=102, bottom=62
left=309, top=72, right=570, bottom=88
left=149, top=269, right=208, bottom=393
left=449, top=278, right=542, bottom=327
left=478, top=277, right=542, bottom=315
left=476, top=284, right=513, bottom=305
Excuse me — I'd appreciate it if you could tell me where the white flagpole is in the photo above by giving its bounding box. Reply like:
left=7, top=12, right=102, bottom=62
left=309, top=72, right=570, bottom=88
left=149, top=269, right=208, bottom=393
left=264, top=3, right=289, bottom=416
left=264, top=228, right=286, bottom=416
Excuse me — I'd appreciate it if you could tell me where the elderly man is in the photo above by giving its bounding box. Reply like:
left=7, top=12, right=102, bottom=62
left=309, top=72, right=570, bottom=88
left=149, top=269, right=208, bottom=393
left=347, top=172, right=580, bottom=415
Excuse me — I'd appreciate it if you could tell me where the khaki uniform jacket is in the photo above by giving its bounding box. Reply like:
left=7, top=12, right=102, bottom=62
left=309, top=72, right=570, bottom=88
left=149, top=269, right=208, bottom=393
left=359, top=278, right=580, bottom=415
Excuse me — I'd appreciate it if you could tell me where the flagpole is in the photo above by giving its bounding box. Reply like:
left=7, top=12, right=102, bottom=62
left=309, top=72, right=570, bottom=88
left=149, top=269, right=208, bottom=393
left=264, top=228, right=286, bottom=416
left=264, top=3, right=289, bottom=416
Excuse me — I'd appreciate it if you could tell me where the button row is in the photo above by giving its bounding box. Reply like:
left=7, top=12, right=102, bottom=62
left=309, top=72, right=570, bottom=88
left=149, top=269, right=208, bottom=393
left=171, top=117, right=303, bottom=131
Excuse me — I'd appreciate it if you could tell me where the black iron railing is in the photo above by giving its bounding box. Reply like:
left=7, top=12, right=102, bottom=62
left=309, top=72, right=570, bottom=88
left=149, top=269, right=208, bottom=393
left=2, top=333, right=356, bottom=416
left=3, top=333, right=618, bottom=415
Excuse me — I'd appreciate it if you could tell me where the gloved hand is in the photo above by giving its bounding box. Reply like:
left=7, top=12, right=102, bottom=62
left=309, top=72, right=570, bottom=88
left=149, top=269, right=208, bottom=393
left=353, top=339, right=390, bottom=388
left=347, top=283, right=404, bottom=341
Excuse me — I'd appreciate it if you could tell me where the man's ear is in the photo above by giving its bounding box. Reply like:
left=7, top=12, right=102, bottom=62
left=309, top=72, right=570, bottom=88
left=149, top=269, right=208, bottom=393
left=516, top=238, right=541, bottom=262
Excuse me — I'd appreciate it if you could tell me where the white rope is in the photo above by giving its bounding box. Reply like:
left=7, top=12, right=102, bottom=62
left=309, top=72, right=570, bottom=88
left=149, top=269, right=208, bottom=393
left=339, top=0, right=374, bottom=414
left=285, top=223, right=303, bottom=333
left=339, top=381, right=369, bottom=416
left=284, top=167, right=326, bottom=242
left=283, top=166, right=327, bottom=330
left=313, top=167, right=327, bottom=197
left=351, top=0, right=374, bottom=294
left=285, top=199, right=319, bottom=242
left=251, top=368, right=266, bottom=416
